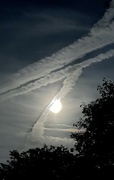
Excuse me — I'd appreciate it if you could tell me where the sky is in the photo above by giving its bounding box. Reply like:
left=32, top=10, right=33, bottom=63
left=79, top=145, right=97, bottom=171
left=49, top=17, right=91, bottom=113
left=0, top=0, right=114, bottom=163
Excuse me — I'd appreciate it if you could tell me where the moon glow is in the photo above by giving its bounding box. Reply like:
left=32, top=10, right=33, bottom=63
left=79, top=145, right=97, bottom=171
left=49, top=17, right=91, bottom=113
left=49, top=100, right=62, bottom=113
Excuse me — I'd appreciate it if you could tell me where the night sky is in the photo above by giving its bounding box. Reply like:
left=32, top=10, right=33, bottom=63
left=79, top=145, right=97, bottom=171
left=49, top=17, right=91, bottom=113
left=0, top=0, right=114, bottom=162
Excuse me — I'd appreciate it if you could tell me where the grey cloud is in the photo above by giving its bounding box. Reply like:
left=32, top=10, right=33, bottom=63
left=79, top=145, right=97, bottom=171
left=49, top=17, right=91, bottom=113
left=25, top=134, right=74, bottom=150
left=44, top=127, right=82, bottom=133
left=30, top=48, right=114, bottom=140
left=91, top=0, right=114, bottom=34
left=0, top=2, right=114, bottom=95
left=0, top=23, right=114, bottom=97
left=30, top=18, right=114, bottom=138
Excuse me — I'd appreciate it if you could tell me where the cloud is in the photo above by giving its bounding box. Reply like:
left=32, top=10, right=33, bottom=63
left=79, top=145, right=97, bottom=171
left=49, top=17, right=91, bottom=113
left=0, top=48, right=114, bottom=102
left=1, top=25, right=114, bottom=95
left=1, top=1, right=114, bottom=147
left=44, top=127, right=83, bottom=133
left=25, top=134, right=75, bottom=150
left=57, top=49, right=114, bottom=99
left=90, top=0, right=114, bottom=34
left=0, top=1, right=114, bottom=96
left=29, top=49, right=114, bottom=137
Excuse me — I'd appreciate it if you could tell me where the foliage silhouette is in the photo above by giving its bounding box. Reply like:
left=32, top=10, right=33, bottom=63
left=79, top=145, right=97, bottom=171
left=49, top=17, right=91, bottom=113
left=1, top=79, right=114, bottom=179
left=0, top=145, right=76, bottom=180
left=71, top=78, right=114, bottom=178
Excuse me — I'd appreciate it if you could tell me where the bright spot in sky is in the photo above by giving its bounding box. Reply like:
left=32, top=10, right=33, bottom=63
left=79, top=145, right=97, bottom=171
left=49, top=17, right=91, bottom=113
left=49, top=100, right=62, bottom=113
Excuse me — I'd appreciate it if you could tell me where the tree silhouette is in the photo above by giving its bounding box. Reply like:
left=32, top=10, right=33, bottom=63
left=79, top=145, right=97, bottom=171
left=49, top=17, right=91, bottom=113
left=71, top=78, right=114, bottom=178
left=0, top=145, right=76, bottom=180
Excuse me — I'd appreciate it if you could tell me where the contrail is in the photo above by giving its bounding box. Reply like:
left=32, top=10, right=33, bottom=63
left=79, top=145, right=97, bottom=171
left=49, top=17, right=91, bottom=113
left=0, top=1, right=114, bottom=96
left=1, top=24, right=114, bottom=95
left=0, top=21, right=114, bottom=102
left=30, top=49, right=114, bottom=137
left=24, top=1, right=114, bottom=144
left=57, top=49, right=114, bottom=99
left=90, top=0, right=114, bottom=34
left=0, top=40, right=114, bottom=103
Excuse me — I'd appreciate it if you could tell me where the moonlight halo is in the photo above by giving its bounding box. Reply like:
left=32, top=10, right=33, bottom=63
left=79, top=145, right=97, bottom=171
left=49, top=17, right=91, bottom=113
left=49, top=100, right=62, bottom=114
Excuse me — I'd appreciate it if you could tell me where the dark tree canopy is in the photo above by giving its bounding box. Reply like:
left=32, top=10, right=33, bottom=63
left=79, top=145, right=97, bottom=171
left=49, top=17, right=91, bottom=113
left=1, top=79, right=114, bottom=179
left=0, top=145, right=76, bottom=180
left=71, top=79, right=114, bottom=168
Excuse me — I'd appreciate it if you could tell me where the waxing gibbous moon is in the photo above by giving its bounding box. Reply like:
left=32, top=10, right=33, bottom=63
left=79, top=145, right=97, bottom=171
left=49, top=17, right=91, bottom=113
left=49, top=100, right=62, bottom=113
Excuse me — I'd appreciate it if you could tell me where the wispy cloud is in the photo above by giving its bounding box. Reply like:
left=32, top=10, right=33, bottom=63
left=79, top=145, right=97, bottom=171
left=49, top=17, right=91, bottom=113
left=1, top=24, right=114, bottom=95
left=0, top=46, right=114, bottom=102
left=0, top=1, right=114, bottom=96
left=29, top=0, right=114, bottom=139
left=25, top=134, right=75, bottom=150
left=1, top=0, right=114, bottom=147
left=90, top=0, right=114, bottom=34
left=57, top=49, right=114, bottom=99
left=30, top=49, right=114, bottom=138
left=44, top=127, right=82, bottom=133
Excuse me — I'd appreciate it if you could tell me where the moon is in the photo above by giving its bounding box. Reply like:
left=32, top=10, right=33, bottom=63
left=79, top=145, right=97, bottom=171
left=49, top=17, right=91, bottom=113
left=49, top=99, right=62, bottom=113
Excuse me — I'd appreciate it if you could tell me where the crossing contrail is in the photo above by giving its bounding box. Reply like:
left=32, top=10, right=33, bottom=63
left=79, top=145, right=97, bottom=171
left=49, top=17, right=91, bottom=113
left=23, top=0, right=114, bottom=143
left=0, top=1, right=114, bottom=99
left=29, top=49, right=114, bottom=138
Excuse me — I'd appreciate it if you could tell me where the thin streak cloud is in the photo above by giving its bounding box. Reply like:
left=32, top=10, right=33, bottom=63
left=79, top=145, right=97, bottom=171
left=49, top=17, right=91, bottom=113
left=0, top=1, right=114, bottom=96
left=90, top=0, right=114, bottom=34
left=1, top=0, right=114, bottom=148
left=0, top=49, right=114, bottom=102
left=29, top=49, right=114, bottom=140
